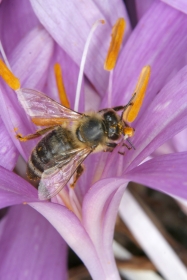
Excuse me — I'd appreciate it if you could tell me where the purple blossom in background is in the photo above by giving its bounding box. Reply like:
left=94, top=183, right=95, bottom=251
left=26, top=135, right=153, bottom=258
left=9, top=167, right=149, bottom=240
left=0, top=0, right=187, bottom=279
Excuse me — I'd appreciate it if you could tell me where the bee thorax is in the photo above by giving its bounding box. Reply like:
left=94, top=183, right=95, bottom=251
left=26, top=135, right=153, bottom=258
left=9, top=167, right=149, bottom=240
left=76, top=118, right=105, bottom=147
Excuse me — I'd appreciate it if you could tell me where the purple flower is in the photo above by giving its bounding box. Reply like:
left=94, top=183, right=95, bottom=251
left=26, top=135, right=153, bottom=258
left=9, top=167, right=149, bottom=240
left=0, top=0, right=187, bottom=279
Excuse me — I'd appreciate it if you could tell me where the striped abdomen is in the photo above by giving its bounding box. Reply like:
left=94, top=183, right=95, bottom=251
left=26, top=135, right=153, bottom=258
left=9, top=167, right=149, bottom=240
left=27, top=127, right=77, bottom=180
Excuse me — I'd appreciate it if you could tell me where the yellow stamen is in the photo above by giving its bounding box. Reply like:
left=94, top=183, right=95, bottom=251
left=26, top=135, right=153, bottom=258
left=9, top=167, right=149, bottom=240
left=54, top=63, right=70, bottom=108
left=123, top=127, right=134, bottom=138
left=123, top=65, right=151, bottom=123
left=0, top=59, right=20, bottom=90
left=104, top=18, right=126, bottom=71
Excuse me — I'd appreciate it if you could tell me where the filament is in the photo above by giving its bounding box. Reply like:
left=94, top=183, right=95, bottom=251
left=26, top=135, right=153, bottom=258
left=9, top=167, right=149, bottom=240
left=0, top=41, right=12, bottom=71
left=107, top=70, right=113, bottom=107
left=74, top=19, right=105, bottom=112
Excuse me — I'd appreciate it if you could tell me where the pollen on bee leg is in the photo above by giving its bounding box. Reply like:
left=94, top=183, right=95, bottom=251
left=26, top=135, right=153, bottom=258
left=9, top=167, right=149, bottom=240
left=104, top=18, right=126, bottom=71
left=123, top=65, right=151, bottom=123
left=54, top=63, right=70, bottom=108
left=16, top=133, right=28, bottom=142
left=0, top=59, right=20, bottom=90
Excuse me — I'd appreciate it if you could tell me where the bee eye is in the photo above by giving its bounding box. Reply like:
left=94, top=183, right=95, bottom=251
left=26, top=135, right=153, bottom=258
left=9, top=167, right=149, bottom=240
left=103, top=110, right=118, bottom=125
left=103, top=110, right=120, bottom=140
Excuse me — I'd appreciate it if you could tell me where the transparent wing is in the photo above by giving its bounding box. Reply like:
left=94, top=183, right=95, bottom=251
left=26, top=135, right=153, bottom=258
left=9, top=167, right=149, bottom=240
left=16, top=88, right=81, bottom=120
left=38, top=148, right=92, bottom=200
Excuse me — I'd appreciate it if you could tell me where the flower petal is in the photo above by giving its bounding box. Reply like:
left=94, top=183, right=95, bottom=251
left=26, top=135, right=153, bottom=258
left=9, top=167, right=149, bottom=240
left=0, top=167, right=38, bottom=209
left=30, top=0, right=129, bottom=95
left=82, top=178, right=127, bottom=278
left=44, top=43, right=85, bottom=112
left=29, top=201, right=106, bottom=280
left=172, top=128, right=187, bottom=152
left=0, top=118, right=18, bottom=170
left=0, top=0, right=39, bottom=54
left=125, top=152, right=187, bottom=199
left=0, top=204, right=67, bottom=280
left=135, top=0, right=154, bottom=20
left=123, top=65, right=187, bottom=171
left=112, top=1, right=187, bottom=109
left=161, top=0, right=187, bottom=14
left=93, top=0, right=131, bottom=37
left=0, top=27, right=54, bottom=160
left=119, top=190, right=187, bottom=280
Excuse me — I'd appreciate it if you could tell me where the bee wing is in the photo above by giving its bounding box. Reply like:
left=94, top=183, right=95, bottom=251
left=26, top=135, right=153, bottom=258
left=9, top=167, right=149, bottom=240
left=16, top=88, right=81, bottom=120
left=38, top=148, right=92, bottom=200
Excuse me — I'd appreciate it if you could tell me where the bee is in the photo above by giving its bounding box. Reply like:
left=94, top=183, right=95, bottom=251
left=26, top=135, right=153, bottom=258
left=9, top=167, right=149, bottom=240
left=16, top=87, right=135, bottom=200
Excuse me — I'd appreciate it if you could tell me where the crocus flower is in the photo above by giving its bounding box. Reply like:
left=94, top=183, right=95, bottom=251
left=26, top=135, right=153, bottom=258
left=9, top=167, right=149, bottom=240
left=0, top=0, right=187, bottom=279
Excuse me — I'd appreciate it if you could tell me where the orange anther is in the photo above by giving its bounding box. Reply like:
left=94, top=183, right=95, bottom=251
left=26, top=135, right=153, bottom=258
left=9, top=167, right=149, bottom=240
left=123, top=65, right=151, bottom=123
left=104, top=18, right=126, bottom=71
left=54, top=63, right=70, bottom=108
left=0, top=59, right=20, bottom=90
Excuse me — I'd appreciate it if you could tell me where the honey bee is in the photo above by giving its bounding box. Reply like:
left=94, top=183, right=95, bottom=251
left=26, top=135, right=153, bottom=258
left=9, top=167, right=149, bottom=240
left=16, top=87, right=136, bottom=200
left=15, top=63, right=150, bottom=200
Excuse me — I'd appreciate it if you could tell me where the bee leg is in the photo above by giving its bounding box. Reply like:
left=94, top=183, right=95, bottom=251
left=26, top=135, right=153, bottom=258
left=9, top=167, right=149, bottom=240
left=16, top=126, right=56, bottom=142
left=70, top=164, right=84, bottom=188
left=118, top=142, right=132, bottom=156
left=118, top=151, right=126, bottom=156
left=104, top=142, right=117, bottom=152
left=122, top=143, right=132, bottom=150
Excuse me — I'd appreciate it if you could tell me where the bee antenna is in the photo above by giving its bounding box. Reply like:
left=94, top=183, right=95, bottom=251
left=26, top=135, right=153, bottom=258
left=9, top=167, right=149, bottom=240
left=124, top=92, right=136, bottom=111
left=120, top=93, right=136, bottom=121
left=126, top=138, right=136, bottom=150
left=74, top=20, right=105, bottom=112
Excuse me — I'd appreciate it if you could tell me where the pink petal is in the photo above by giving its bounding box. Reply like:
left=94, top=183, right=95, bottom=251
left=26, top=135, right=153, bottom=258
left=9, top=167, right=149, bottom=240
left=30, top=0, right=129, bottom=95
left=93, top=0, right=131, bottom=38
left=0, top=167, right=38, bottom=208
left=0, top=27, right=54, bottom=160
left=82, top=178, right=128, bottom=278
left=29, top=201, right=106, bottom=280
left=123, top=65, right=187, bottom=171
left=172, top=128, right=187, bottom=152
left=112, top=1, right=187, bottom=109
left=44, top=43, right=85, bottom=112
left=161, top=0, right=187, bottom=14
left=0, top=118, right=18, bottom=170
left=0, top=0, right=39, bottom=54
left=135, top=0, right=154, bottom=20
left=119, top=190, right=187, bottom=280
left=125, top=152, right=187, bottom=199
left=0, top=204, right=67, bottom=280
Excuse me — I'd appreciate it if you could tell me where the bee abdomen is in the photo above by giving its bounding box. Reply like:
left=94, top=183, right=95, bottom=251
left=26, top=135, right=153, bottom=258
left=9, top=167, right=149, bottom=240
left=27, top=127, right=77, bottom=181
left=27, top=150, right=43, bottom=180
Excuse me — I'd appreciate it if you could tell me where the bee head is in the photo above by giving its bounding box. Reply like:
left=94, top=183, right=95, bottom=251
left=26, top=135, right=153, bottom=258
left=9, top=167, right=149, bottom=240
left=103, top=110, right=122, bottom=140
